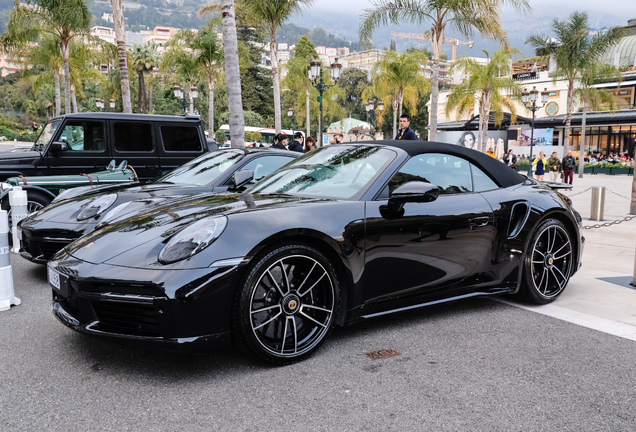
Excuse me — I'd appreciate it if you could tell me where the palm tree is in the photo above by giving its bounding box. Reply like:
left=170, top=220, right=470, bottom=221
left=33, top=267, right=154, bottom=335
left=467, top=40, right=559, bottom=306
left=170, top=21, right=224, bottom=135
left=573, top=62, right=622, bottom=179
left=109, top=0, right=132, bottom=113
left=526, top=11, right=625, bottom=154
left=445, top=48, right=521, bottom=152
left=27, top=36, right=64, bottom=116
left=242, top=0, right=313, bottom=133
left=282, top=35, right=318, bottom=138
left=130, top=44, right=158, bottom=113
left=7, top=0, right=91, bottom=114
left=368, top=50, right=430, bottom=138
left=360, top=0, right=530, bottom=141
left=217, top=0, right=245, bottom=147
left=162, top=34, right=200, bottom=114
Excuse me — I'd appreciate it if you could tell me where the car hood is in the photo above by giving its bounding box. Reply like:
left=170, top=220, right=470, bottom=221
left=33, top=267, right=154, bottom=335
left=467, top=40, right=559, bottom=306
left=22, top=183, right=208, bottom=226
left=63, top=193, right=329, bottom=267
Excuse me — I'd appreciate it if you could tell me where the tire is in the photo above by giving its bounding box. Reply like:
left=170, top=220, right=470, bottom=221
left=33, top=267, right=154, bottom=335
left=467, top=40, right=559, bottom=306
left=517, top=218, right=573, bottom=304
left=232, top=243, right=340, bottom=364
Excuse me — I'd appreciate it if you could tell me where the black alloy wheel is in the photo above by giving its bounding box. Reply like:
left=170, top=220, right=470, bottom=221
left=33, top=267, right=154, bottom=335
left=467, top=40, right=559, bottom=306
left=233, top=243, right=339, bottom=364
left=518, top=218, right=573, bottom=304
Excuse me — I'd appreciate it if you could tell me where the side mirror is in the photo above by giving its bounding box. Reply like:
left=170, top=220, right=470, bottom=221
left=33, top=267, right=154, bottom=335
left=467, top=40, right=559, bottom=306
left=233, top=169, right=254, bottom=189
left=387, top=181, right=439, bottom=212
left=49, top=141, right=69, bottom=152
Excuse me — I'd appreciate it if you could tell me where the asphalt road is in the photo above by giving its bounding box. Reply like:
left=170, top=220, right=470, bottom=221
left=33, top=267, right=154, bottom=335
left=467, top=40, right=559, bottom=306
left=1, top=257, right=635, bottom=431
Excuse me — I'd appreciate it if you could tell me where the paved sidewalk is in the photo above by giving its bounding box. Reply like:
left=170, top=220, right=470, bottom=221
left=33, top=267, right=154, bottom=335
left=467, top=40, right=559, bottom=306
left=502, top=173, right=636, bottom=341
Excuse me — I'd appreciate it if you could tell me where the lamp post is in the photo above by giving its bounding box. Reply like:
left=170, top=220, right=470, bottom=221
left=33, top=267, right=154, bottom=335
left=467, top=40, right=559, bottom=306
left=109, top=98, right=116, bottom=111
left=173, top=84, right=188, bottom=114
left=308, top=56, right=342, bottom=147
left=190, top=85, right=198, bottom=114
left=95, top=98, right=105, bottom=112
left=287, top=108, right=296, bottom=138
left=521, top=86, right=550, bottom=177
left=365, top=97, right=384, bottom=135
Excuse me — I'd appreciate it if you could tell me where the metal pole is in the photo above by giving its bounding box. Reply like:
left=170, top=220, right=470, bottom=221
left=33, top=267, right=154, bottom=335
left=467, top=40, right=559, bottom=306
left=529, top=103, right=535, bottom=178
left=319, top=68, right=324, bottom=147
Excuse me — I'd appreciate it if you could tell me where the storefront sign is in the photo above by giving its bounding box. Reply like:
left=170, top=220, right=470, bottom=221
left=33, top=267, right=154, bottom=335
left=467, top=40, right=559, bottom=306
left=513, top=72, right=537, bottom=80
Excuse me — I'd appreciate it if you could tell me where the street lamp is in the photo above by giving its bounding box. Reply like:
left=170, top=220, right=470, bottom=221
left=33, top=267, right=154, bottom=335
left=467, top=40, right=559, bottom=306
left=95, top=98, right=104, bottom=112
left=287, top=108, right=296, bottom=138
left=365, top=97, right=384, bottom=131
left=521, top=86, right=550, bottom=176
left=109, top=98, right=116, bottom=111
left=308, top=56, right=342, bottom=146
left=173, top=84, right=188, bottom=114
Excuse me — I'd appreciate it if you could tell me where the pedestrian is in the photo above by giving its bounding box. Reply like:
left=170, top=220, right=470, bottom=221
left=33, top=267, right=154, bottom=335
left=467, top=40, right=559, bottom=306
left=547, top=151, right=561, bottom=182
left=333, top=133, right=344, bottom=144
left=562, top=150, right=575, bottom=185
left=395, top=114, right=417, bottom=140
left=486, top=147, right=496, bottom=158
left=532, top=151, right=547, bottom=181
left=271, top=133, right=288, bottom=150
left=288, top=132, right=304, bottom=153
left=503, top=149, right=517, bottom=167
left=32, top=122, right=38, bottom=132
left=304, top=136, right=316, bottom=153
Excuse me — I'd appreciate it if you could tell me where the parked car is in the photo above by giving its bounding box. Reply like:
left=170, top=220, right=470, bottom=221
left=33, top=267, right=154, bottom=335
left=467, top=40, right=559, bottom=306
left=0, top=112, right=215, bottom=209
left=46, top=141, right=584, bottom=364
left=18, top=148, right=299, bottom=264
left=0, top=159, right=137, bottom=216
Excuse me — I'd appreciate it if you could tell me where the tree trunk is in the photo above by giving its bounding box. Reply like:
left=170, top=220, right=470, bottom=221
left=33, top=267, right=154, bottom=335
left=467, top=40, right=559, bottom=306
left=221, top=0, right=245, bottom=148
left=110, top=0, right=132, bottom=113
left=137, top=70, right=145, bottom=113
left=53, top=70, right=61, bottom=117
left=71, top=85, right=78, bottom=113
left=148, top=84, right=153, bottom=112
left=578, top=105, right=587, bottom=179
left=270, top=35, right=282, bottom=133
left=306, top=85, right=310, bottom=138
left=392, top=98, right=398, bottom=139
left=189, top=80, right=194, bottom=114
left=60, top=41, right=71, bottom=114
left=563, top=81, right=575, bottom=155
left=480, top=93, right=491, bottom=153
left=208, top=77, right=215, bottom=136
left=429, top=26, right=445, bottom=142
left=398, top=88, right=404, bottom=117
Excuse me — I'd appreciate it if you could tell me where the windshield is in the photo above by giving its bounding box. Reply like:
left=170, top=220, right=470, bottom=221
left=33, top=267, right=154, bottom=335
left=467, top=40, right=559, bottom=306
left=157, top=150, right=243, bottom=186
left=250, top=145, right=395, bottom=200
left=34, top=121, right=61, bottom=148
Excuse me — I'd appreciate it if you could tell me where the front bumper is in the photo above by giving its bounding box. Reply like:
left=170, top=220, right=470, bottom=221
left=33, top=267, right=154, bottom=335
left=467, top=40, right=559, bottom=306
left=48, top=251, right=242, bottom=352
left=20, top=224, right=84, bottom=264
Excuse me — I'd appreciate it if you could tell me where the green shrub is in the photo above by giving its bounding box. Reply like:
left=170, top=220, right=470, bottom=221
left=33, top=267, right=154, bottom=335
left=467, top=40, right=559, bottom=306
left=215, top=129, right=226, bottom=143
left=0, top=126, right=14, bottom=140
left=252, top=132, right=262, bottom=142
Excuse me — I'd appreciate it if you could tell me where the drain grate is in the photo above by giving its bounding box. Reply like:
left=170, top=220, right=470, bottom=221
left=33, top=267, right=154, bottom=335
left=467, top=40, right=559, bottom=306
left=365, top=348, right=401, bottom=360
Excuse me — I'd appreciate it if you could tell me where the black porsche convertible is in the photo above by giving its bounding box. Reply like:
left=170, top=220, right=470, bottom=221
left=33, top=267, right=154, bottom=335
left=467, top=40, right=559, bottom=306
left=18, top=148, right=299, bottom=264
left=47, top=141, right=584, bottom=364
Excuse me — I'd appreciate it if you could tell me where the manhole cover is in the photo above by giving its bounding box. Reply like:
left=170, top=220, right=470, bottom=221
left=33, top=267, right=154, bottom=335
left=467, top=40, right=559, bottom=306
left=365, top=348, right=401, bottom=360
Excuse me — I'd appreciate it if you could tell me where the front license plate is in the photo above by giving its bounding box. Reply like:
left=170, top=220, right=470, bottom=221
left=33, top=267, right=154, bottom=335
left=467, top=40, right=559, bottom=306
left=48, top=267, right=61, bottom=291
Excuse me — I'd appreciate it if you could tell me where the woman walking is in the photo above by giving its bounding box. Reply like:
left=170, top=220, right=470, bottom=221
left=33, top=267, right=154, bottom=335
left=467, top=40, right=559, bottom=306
left=532, top=151, right=547, bottom=181
left=304, top=136, right=317, bottom=153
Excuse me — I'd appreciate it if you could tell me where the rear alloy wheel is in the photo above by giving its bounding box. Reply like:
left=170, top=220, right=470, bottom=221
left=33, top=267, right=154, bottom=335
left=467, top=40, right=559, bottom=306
left=234, top=244, right=339, bottom=364
left=518, top=218, right=573, bottom=304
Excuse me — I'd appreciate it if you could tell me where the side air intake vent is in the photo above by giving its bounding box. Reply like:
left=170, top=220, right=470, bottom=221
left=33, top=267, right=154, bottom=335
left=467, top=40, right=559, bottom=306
left=508, top=202, right=530, bottom=239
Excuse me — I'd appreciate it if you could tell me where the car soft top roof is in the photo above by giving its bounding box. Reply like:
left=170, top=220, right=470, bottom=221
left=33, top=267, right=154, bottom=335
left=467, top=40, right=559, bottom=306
left=357, top=140, right=527, bottom=188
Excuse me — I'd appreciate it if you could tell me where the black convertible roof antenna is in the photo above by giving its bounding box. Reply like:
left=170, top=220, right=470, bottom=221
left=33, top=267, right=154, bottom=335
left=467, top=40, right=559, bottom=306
left=361, top=141, right=526, bottom=188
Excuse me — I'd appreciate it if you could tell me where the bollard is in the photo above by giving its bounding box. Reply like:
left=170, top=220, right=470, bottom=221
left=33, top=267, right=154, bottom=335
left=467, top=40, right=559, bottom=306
left=9, top=186, right=28, bottom=253
left=0, top=210, right=20, bottom=311
left=590, top=186, right=606, bottom=221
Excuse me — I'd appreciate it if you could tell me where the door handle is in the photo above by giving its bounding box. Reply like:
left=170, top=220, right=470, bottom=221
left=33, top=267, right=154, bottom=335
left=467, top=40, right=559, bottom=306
left=469, top=216, right=489, bottom=228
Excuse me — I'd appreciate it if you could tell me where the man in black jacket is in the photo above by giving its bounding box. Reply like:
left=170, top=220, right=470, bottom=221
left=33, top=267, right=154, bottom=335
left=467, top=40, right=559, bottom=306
left=395, top=114, right=417, bottom=140
left=503, top=149, right=517, bottom=169
left=562, top=150, right=575, bottom=184
left=288, top=132, right=304, bottom=153
left=271, top=133, right=288, bottom=150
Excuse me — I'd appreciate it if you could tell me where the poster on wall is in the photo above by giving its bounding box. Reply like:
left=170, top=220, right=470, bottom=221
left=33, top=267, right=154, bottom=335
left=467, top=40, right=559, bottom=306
left=516, top=128, right=553, bottom=146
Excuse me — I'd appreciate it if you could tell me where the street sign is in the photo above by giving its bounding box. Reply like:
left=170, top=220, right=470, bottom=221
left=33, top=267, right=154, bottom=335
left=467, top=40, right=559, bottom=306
left=323, top=135, right=329, bottom=145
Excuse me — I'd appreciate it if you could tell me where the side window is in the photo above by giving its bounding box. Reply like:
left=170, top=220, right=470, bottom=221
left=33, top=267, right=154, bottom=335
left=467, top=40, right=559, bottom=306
left=58, top=121, right=105, bottom=151
left=161, top=125, right=202, bottom=152
left=114, top=122, right=153, bottom=152
left=471, top=164, right=499, bottom=192
left=223, top=156, right=295, bottom=185
left=388, top=153, right=473, bottom=195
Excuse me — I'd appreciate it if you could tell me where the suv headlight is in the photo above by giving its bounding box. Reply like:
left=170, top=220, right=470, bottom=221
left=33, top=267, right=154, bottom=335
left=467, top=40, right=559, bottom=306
left=158, top=216, right=228, bottom=264
left=77, top=194, right=117, bottom=221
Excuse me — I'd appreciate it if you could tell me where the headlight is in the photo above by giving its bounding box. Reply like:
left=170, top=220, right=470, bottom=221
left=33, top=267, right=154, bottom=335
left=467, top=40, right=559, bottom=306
left=158, top=216, right=228, bottom=264
left=77, top=194, right=117, bottom=221
left=53, top=186, right=94, bottom=203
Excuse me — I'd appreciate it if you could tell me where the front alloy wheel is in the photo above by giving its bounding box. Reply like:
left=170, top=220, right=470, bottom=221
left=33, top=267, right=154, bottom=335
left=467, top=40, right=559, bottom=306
left=234, top=244, right=338, bottom=364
